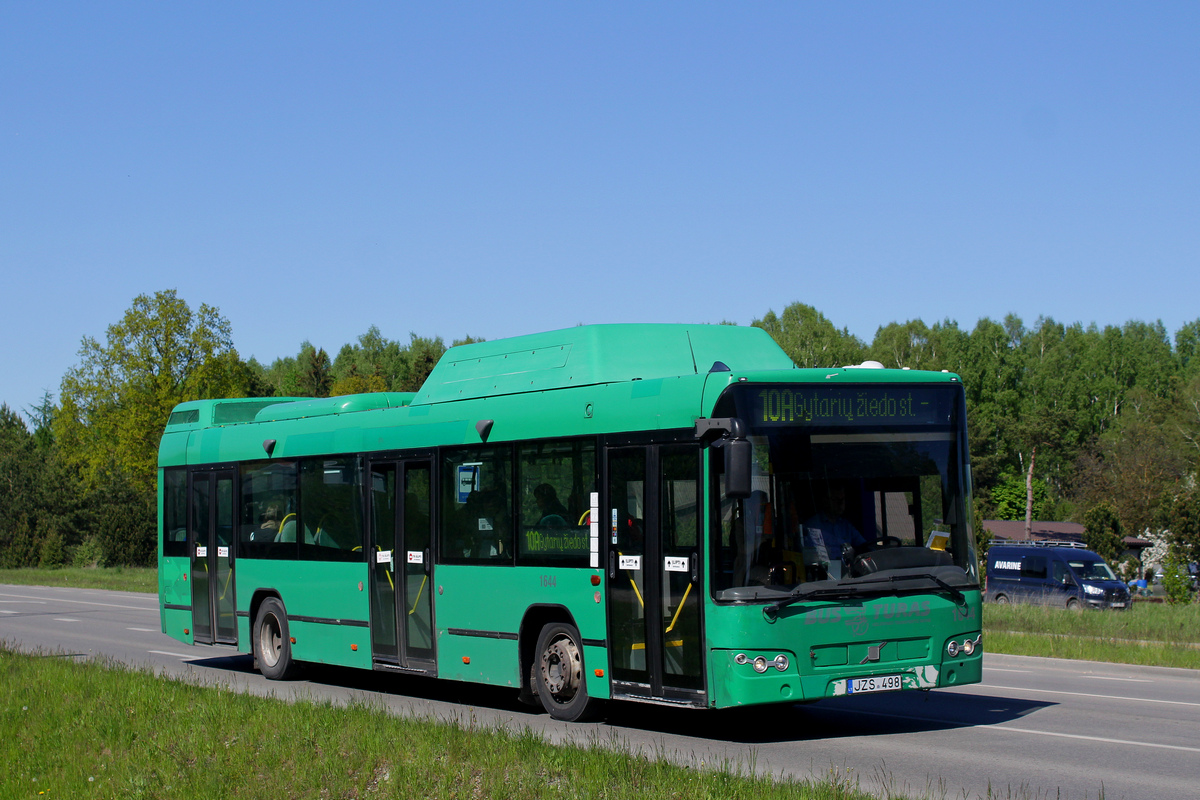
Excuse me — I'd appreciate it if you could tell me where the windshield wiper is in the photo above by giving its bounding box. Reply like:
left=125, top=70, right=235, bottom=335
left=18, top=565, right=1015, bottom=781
left=764, top=572, right=967, bottom=619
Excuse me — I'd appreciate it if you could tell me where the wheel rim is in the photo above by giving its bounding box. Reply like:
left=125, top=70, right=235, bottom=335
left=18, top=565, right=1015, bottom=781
left=541, top=633, right=582, bottom=704
left=259, top=613, right=283, bottom=667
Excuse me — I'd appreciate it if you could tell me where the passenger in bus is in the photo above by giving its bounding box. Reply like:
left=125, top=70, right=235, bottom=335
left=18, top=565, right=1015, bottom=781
left=804, top=483, right=867, bottom=566
left=533, top=483, right=570, bottom=527
left=251, top=502, right=281, bottom=542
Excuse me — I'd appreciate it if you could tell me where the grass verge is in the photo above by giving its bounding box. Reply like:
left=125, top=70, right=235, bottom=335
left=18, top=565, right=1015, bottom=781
left=0, top=567, right=157, bottom=594
left=0, top=646, right=892, bottom=800
left=982, top=602, right=1200, bottom=669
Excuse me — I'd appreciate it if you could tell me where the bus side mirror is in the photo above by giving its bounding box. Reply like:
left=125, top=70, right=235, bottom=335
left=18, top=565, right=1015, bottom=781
left=725, top=438, right=752, bottom=499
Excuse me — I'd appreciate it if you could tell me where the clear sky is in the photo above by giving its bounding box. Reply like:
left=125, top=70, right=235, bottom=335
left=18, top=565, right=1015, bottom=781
left=3, top=3, right=1197, bottom=419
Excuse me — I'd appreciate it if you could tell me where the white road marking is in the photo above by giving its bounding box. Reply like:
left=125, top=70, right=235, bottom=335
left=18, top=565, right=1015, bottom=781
left=0, top=610, right=17, bottom=614
left=149, top=650, right=196, bottom=659
left=983, top=683, right=1200, bottom=708
left=841, top=707, right=1200, bottom=753
left=1082, top=675, right=1153, bottom=683
left=984, top=667, right=1032, bottom=673
left=54, top=618, right=81, bottom=622
left=126, top=627, right=156, bottom=632
left=990, top=725, right=1200, bottom=754
left=0, top=591, right=153, bottom=612
left=0, top=599, right=47, bottom=604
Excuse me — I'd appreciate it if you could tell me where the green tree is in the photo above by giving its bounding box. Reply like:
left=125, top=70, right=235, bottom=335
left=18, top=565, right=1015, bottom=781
left=296, top=346, right=333, bottom=397
left=753, top=302, right=866, bottom=368
left=0, top=405, right=45, bottom=567
left=1083, top=503, right=1123, bottom=563
left=55, top=290, right=248, bottom=495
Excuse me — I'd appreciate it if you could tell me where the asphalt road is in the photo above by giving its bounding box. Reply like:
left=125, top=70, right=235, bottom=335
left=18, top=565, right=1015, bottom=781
left=3, top=583, right=1197, bottom=800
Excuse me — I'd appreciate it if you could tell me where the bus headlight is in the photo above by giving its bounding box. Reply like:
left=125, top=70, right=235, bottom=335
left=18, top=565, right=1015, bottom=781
left=753, top=656, right=769, bottom=673
left=961, top=637, right=975, bottom=656
left=734, top=653, right=748, bottom=665
left=773, top=654, right=790, bottom=672
left=946, top=640, right=960, bottom=658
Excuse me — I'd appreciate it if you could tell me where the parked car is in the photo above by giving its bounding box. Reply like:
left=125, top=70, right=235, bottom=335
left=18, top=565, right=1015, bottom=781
left=985, top=542, right=1130, bottom=610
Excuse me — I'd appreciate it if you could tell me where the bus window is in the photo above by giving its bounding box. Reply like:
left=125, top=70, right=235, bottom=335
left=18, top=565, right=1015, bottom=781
left=299, top=457, right=363, bottom=562
left=517, top=439, right=595, bottom=567
left=239, top=461, right=299, bottom=560
left=440, top=446, right=513, bottom=564
left=162, top=468, right=188, bottom=558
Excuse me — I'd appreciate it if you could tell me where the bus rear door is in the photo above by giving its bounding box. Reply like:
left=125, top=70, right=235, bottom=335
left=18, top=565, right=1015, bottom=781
left=189, top=468, right=237, bottom=645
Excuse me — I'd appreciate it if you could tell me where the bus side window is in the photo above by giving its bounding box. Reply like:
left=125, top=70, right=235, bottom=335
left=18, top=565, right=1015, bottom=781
left=441, top=446, right=514, bottom=565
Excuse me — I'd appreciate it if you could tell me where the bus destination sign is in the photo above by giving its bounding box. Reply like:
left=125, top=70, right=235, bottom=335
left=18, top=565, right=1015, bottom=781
left=750, top=385, right=951, bottom=427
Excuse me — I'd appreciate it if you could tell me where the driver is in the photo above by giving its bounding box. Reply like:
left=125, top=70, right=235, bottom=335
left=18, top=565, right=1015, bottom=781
left=803, top=483, right=867, bottom=563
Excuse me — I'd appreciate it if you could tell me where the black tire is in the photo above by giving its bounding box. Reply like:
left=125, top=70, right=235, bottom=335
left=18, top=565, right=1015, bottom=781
left=254, top=597, right=298, bottom=680
left=993, top=594, right=1010, bottom=605
left=534, top=622, right=598, bottom=722
left=1065, top=597, right=1081, bottom=611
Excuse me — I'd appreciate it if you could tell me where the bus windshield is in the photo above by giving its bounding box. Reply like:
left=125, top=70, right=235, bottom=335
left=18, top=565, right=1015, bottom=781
left=710, top=383, right=977, bottom=601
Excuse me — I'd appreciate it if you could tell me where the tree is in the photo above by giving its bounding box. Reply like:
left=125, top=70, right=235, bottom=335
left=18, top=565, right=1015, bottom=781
left=0, top=405, right=44, bottom=567
left=753, top=302, right=866, bottom=368
left=296, top=346, right=333, bottom=397
left=1163, top=486, right=1200, bottom=563
left=55, top=290, right=248, bottom=495
left=1083, top=503, right=1123, bottom=563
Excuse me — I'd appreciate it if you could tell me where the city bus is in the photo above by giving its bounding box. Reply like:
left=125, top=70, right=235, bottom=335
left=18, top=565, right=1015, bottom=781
left=158, top=323, right=982, bottom=720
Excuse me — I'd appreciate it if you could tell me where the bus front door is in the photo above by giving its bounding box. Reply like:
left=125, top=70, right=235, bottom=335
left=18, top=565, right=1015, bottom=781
left=369, top=459, right=436, bottom=674
left=189, top=469, right=237, bottom=645
left=606, top=444, right=705, bottom=705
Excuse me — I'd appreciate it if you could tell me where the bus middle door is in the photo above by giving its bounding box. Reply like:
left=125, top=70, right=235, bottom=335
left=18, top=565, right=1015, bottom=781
left=369, top=458, right=436, bottom=674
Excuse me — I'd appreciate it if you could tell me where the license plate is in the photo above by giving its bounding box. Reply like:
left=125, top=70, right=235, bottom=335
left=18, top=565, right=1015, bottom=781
left=1111, top=602, right=1126, bottom=608
left=848, top=674, right=902, bottom=694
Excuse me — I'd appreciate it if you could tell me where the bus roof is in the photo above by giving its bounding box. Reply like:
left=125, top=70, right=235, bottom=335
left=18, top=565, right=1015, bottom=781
left=159, top=324, right=964, bottom=466
left=413, top=323, right=794, bottom=404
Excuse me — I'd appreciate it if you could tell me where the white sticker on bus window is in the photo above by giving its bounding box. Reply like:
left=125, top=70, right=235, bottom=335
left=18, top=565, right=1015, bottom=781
left=217, top=547, right=229, bottom=558
left=665, top=556, right=689, bottom=573
left=478, top=517, right=493, bottom=531
left=196, top=546, right=207, bottom=558
left=407, top=550, right=423, bottom=564
left=376, top=550, right=392, bottom=564
left=619, top=555, right=641, bottom=571
left=590, top=537, right=599, bottom=553
left=590, top=553, right=599, bottom=569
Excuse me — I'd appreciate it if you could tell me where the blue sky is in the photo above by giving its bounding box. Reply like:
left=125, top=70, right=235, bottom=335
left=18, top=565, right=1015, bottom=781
left=3, top=3, right=1198, bottom=419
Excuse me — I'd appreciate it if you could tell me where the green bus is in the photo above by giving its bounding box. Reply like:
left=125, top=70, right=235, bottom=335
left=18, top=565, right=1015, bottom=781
left=158, top=324, right=982, bottom=720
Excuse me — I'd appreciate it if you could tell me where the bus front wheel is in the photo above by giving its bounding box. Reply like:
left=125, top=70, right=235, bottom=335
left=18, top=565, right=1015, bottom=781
left=534, top=622, right=597, bottom=721
left=255, top=597, right=298, bottom=680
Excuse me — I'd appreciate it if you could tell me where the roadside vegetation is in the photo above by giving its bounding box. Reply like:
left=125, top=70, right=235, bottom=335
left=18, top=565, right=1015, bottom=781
left=0, top=566, right=157, bottom=593
left=983, top=602, right=1200, bottom=669
left=0, top=645, right=890, bottom=800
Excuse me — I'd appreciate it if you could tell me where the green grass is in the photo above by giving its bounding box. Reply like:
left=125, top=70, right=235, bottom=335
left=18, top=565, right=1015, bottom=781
left=982, top=601, right=1200, bottom=669
left=0, top=646, right=892, bottom=800
left=0, top=566, right=157, bottom=593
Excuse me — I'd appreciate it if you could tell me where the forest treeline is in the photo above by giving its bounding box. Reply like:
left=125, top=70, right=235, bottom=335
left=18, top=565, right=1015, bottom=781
left=2, top=290, right=1199, bottom=577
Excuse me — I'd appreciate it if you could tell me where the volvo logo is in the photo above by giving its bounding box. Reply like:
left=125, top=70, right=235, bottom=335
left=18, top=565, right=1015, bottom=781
left=860, top=641, right=889, bottom=664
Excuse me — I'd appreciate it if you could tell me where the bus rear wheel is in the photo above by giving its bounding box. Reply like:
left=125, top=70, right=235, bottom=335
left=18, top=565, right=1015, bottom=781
left=255, top=597, right=298, bottom=680
left=534, top=622, right=597, bottom=721
left=993, top=594, right=1010, bottom=605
